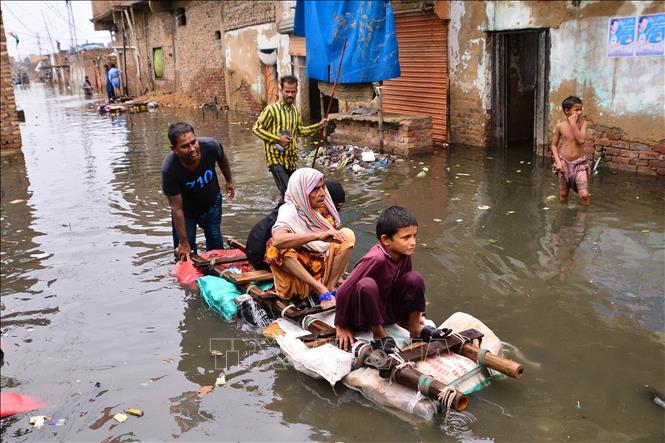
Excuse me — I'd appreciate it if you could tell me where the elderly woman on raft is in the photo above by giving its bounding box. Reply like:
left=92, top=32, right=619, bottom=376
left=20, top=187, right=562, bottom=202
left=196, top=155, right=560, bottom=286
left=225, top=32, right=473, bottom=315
left=264, top=168, right=355, bottom=308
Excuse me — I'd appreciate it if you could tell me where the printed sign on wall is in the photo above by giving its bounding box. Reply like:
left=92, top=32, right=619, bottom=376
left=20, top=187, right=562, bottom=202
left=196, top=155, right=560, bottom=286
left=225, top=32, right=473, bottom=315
left=635, top=13, right=665, bottom=56
left=608, top=17, right=636, bottom=57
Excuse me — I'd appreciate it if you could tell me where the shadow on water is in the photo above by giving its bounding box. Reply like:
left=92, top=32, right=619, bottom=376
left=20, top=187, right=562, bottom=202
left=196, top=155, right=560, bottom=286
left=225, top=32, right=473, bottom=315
left=1, top=84, right=663, bottom=441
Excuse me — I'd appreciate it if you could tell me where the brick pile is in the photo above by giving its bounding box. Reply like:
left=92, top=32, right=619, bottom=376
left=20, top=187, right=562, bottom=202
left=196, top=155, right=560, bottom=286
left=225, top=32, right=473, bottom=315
left=0, top=9, right=21, bottom=152
left=587, top=124, right=665, bottom=176
left=328, top=113, right=434, bottom=157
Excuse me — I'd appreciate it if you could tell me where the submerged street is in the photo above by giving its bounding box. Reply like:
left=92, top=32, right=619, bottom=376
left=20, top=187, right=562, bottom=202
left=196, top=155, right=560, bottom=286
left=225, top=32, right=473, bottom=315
left=1, top=85, right=664, bottom=441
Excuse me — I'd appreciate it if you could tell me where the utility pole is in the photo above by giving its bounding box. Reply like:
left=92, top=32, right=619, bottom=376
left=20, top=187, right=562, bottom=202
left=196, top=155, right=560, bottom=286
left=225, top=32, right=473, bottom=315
left=42, top=11, right=59, bottom=85
left=65, top=0, right=82, bottom=90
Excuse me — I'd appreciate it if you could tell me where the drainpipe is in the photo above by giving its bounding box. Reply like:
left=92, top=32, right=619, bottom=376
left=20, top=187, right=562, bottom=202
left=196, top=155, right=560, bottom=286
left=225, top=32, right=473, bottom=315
left=374, top=81, right=384, bottom=154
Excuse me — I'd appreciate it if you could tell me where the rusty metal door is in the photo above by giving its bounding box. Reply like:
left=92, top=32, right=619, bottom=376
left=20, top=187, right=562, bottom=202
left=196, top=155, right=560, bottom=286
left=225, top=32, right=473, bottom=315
left=534, top=30, right=550, bottom=156
left=491, top=32, right=508, bottom=150
left=381, top=15, right=449, bottom=144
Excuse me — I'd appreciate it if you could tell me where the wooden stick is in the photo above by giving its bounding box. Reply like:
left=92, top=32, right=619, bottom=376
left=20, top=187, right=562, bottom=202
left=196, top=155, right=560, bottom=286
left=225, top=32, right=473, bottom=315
left=460, top=343, right=524, bottom=379
left=311, top=38, right=348, bottom=168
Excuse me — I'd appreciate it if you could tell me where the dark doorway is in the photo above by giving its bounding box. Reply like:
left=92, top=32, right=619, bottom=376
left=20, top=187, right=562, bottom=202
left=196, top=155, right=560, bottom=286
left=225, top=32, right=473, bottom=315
left=491, top=29, right=550, bottom=154
left=308, top=79, right=338, bottom=122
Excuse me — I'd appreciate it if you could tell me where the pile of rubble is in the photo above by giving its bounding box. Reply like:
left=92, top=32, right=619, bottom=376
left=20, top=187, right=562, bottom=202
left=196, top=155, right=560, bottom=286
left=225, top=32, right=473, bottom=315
left=306, top=144, right=394, bottom=174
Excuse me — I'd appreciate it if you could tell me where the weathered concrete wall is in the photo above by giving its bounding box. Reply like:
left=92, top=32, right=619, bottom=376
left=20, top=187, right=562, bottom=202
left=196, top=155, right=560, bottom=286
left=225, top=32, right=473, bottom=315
left=223, top=22, right=290, bottom=114
left=1, top=9, right=22, bottom=152
left=448, top=1, right=492, bottom=147
left=448, top=0, right=665, bottom=174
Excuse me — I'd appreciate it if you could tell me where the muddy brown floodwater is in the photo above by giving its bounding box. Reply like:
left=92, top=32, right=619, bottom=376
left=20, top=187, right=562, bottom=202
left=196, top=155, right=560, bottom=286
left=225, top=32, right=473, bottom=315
left=1, top=85, right=664, bottom=442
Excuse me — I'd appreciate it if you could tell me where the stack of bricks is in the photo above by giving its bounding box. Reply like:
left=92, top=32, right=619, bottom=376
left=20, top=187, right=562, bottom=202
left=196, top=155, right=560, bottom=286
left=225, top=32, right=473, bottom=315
left=586, top=124, right=665, bottom=176
left=237, top=80, right=263, bottom=115
left=0, top=9, right=21, bottom=152
left=328, top=113, right=434, bottom=157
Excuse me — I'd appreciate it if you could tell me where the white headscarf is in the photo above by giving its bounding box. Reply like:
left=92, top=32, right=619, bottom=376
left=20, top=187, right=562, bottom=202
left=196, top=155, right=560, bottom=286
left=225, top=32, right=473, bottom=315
left=272, top=168, right=341, bottom=253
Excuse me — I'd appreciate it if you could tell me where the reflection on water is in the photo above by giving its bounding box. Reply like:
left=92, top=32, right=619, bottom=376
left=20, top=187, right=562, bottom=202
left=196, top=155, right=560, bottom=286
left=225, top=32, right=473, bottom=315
left=1, top=84, right=663, bottom=441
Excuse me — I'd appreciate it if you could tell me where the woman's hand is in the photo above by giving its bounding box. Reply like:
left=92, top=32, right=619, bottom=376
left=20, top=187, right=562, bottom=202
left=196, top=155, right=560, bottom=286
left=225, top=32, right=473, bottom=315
left=317, top=229, right=347, bottom=243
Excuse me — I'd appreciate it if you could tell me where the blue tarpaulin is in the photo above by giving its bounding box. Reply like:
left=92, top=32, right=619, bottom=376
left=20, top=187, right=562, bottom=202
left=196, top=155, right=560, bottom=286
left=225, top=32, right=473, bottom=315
left=294, top=0, right=400, bottom=83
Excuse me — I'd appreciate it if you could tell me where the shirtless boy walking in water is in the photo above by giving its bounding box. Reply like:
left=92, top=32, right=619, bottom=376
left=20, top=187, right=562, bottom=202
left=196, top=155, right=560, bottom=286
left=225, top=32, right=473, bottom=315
left=551, top=96, right=590, bottom=205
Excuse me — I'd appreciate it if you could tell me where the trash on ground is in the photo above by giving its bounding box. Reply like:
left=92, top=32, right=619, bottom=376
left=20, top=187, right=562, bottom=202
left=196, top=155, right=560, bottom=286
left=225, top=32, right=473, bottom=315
left=306, top=144, right=395, bottom=174
left=124, top=408, right=144, bottom=417
left=361, top=151, right=375, bottom=162
left=29, top=415, right=51, bottom=428
left=112, top=413, right=128, bottom=423
left=198, top=385, right=214, bottom=398
left=215, top=375, right=227, bottom=386
left=478, top=205, right=491, bottom=210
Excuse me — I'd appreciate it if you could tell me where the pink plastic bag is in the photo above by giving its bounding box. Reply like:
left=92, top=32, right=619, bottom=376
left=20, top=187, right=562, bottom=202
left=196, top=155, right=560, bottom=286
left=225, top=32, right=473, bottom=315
left=172, top=249, right=247, bottom=287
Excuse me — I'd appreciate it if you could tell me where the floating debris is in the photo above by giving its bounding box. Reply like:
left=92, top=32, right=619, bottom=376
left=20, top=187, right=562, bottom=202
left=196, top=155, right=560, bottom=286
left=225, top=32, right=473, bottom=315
left=113, top=413, right=128, bottom=423
left=641, top=229, right=651, bottom=233
left=198, top=385, right=214, bottom=398
left=545, top=195, right=557, bottom=201
left=543, top=206, right=550, bottom=211
left=30, top=253, right=50, bottom=259
left=416, top=171, right=427, bottom=178
left=516, top=169, right=522, bottom=173
left=215, top=374, right=227, bottom=386
left=456, top=172, right=471, bottom=176
left=10, top=199, right=25, bottom=204
left=506, top=211, right=516, bottom=215
left=433, top=218, right=442, bottom=222
left=361, top=151, right=375, bottom=162
left=30, top=416, right=50, bottom=428
left=124, top=408, right=144, bottom=417
left=163, top=357, right=174, bottom=363
left=450, top=197, right=461, bottom=201
left=455, top=218, right=464, bottom=224
left=488, top=239, right=497, bottom=244
left=478, top=205, right=491, bottom=210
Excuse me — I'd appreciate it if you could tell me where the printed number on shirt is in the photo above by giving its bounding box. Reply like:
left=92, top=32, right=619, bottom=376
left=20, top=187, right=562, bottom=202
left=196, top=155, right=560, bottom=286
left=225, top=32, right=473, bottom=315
left=185, top=169, right=214, bottom=189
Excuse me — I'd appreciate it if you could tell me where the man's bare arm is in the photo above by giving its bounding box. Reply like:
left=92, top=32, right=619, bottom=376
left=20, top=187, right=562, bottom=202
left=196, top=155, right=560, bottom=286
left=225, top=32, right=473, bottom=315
left=567, top=115, right=587, bottom=145
left=217, top=150, right=234, bottom=199
left=167, top=194, right=191, bottom=260
left=551, top=125, right=563, bottom=169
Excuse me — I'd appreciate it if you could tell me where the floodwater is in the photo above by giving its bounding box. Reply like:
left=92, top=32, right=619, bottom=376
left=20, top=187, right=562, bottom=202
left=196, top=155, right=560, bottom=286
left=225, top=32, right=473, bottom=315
left=1, top=84, right=663, bottom=442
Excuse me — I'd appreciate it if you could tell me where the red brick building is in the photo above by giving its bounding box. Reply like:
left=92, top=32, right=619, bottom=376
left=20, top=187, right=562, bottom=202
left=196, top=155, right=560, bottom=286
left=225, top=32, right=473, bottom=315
left=0, top=8, right=22, bottom=152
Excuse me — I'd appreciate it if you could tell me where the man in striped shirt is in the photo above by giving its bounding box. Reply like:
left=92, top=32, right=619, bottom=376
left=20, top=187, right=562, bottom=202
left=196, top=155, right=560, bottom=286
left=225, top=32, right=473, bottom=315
left=252, top=75, right=328, bottom=198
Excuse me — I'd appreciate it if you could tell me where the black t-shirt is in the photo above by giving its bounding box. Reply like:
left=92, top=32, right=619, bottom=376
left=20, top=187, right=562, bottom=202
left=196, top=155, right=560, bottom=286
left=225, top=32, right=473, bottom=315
left=246, top=205, right=281, bottom=270
left=161, top=137, right=224, bottom=217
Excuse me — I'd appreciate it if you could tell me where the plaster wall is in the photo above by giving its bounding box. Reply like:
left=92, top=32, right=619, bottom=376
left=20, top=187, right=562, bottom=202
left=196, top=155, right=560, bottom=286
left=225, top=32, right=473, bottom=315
left=449, top=0, right=665, bottom=149
left=224, top=23, right=290, bottom=114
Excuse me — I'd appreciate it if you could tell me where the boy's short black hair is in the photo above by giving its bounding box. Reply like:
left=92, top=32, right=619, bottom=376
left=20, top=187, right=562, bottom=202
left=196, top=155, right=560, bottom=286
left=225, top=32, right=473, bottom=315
left=280, top=75, right=298, bottom=88
left=562, top=96, right=583, bottom=111
left=168, top=122, right=196, bottom=145
left=376, top=206, right=418, bottom=239
left=325, top=180, right=345, bottom=207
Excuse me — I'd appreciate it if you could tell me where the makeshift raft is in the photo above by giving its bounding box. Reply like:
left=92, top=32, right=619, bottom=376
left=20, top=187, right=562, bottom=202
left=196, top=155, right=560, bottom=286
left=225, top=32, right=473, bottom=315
left=176, top=241, right=524, bottom=422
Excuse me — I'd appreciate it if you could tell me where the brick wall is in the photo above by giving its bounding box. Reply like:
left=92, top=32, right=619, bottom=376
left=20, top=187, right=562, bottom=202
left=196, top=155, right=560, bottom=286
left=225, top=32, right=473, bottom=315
left=0, top=9, right=22, bottom=151
left=586, top=124, right=665, bottom=176
left=449, top=99, right=491, bottom=147
left=173, top=1, right=227, bottom=106
left=223, top=1, right=275, bottom=31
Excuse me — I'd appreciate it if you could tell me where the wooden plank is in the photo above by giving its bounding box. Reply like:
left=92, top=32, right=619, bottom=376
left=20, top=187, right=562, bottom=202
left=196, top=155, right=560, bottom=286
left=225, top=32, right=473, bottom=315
left=227, top=270, right=274, bottom=285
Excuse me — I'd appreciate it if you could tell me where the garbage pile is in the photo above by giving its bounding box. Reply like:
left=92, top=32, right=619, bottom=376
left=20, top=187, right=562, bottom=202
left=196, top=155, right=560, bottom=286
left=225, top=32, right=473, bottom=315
left=306, top=144, right=394, bottom=174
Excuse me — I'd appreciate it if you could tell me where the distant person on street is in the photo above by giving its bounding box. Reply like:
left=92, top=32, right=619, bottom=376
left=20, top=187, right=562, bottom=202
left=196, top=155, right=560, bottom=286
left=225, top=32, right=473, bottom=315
left=551, top=96, right=590, bottom=205
left=161, top=122, right=235, bottom=261
left=252, top=75, right=328, bottom=200
left=108, top=63, right=122, bottom=97
left=83, top=76, right=93, bottom=98
left=104, top=64, right=115, bottom=101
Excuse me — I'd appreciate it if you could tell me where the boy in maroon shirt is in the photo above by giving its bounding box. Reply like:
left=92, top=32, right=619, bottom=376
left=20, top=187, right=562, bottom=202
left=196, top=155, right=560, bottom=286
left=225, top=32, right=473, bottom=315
left=335, top=206, right=450, bottom=352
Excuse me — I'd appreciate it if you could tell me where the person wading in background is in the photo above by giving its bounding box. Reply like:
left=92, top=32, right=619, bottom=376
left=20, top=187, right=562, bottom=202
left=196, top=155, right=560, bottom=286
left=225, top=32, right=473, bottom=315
left=252, top=75, right=328, bottom=200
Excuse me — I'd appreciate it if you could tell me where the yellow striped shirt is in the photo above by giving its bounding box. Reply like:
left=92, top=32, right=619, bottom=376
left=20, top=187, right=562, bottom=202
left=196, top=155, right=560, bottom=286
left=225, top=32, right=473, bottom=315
left=252, top=100, right=320, bottom=170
